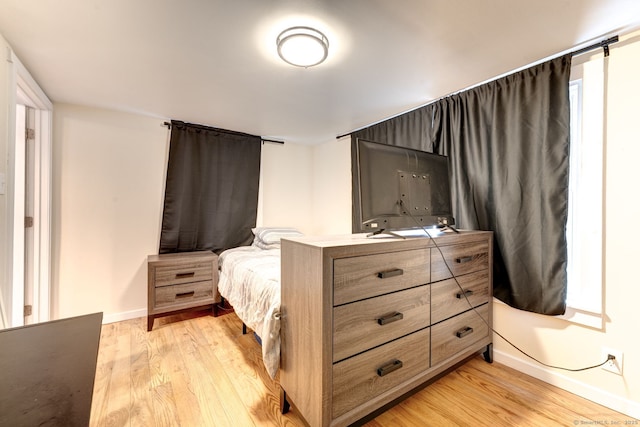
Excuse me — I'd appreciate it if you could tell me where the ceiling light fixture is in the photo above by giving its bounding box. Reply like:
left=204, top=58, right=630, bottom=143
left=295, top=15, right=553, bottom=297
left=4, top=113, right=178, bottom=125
left=276, top=26, right=329, bottom=68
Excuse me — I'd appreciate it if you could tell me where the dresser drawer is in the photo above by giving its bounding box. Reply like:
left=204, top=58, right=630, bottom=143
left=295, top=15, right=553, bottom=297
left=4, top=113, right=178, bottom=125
left=431, top=304, right=489, bottom=366
left=332, top=328, right=430, bottom=419
left=431, top=270, right=490, bottom=324
left=431, top=240, right=489, bottom=282
left=333, top=248, right=430, bottom=305
left=154, top=262, right=213, bottom=287
left=154, top=281, right=215, bottom=308
left=333, top=285, right=430, bottom=362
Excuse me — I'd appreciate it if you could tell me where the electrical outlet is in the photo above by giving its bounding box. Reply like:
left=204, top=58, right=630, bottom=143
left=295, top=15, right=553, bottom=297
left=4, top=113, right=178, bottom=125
left=601, top=348, right=623, bottom=375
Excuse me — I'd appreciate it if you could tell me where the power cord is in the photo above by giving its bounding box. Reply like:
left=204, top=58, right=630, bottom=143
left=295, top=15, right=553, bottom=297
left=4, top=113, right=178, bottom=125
left=399, top=201, right=612, bottom=372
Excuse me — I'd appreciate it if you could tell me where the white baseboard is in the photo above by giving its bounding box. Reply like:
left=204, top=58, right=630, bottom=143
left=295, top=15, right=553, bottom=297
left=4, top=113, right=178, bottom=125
left=102, top=308, right=146, bottom=324
left=494, top=349, right=640, bottom=419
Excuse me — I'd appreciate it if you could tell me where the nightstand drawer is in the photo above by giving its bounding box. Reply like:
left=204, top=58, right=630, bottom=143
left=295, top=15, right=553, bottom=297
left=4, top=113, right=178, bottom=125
left=154, top=281, right=215, bottom=308
left=431, top=270, right=490, bottom=324
left=431, top=241, right=490, bottom=282
left=333, top=284, right=430, bottom=362
left=332, top=327, right=430, bottom=419
left=431, top=304, right=489, bottom=366
left=154, top=262, right=213, bottom=287
left=333, top=248, right=430, bottom=305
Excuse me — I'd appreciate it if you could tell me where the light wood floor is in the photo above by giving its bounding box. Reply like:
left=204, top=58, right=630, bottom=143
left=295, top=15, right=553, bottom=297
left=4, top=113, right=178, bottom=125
left=90, top=309, right=636, bottom=426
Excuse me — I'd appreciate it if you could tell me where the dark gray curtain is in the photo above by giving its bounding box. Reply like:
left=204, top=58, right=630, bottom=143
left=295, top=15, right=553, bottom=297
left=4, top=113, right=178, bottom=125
left=353, top=107, right=434, bottom=151
left=159, top=120, right=262, bottom=254
left=352, top=54, right=572, bottom=315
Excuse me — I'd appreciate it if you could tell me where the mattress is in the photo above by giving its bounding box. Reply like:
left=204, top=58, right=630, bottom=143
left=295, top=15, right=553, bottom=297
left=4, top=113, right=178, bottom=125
left=217, top=246, right=281, bottom=378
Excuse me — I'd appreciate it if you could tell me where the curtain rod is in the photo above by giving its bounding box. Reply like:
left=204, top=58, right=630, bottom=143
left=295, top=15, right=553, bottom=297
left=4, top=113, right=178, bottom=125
left=261, top=138, right=285, bottom=145
left=335, top=35, right=619, bottom=140
left=571, top=35, right=618, bottom=57
left=163, top=121, right=284, bottom=145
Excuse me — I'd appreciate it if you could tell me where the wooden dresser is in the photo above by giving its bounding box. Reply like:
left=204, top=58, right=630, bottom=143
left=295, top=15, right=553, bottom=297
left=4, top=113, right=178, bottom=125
left=147, top=251, right=219, bottom=331
left=280, top=230, right=493, bottom=426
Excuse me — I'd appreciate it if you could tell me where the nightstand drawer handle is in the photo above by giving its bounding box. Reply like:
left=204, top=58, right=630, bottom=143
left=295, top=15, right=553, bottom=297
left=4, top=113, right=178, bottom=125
left=456, top=256, right=474, bottom=263
left=456, top=326, right=474, bottom=338
left=176, top=291, right=195, bottom=299
left=377, top=312, right=404, bottom=326
left=175, top=272, right=195, bottom=279
left=377, top=268, right=403, bottom=279
left=456, top=289, right=474, bottom=299
left=377, top=359, right=403, bottom=377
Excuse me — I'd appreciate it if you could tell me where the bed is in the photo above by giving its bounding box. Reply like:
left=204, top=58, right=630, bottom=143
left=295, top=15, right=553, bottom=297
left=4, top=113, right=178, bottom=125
left=217, top=227, right=303, bottom=378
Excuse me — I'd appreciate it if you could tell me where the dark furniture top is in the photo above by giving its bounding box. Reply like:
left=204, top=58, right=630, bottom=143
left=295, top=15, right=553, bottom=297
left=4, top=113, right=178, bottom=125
left=0, top=312, right=103, bottom=426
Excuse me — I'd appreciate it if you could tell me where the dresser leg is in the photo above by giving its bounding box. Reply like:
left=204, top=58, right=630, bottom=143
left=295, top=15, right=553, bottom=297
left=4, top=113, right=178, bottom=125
left=147, top=316, right=154, bottom=332
left=483, top=343, right=493, bottom=363
left=280, top=387, right=290, bottom=414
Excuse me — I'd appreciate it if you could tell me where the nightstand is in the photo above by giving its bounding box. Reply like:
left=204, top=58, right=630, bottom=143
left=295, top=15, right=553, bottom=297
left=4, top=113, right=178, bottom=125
left=147, top=251, right=219, bottom=331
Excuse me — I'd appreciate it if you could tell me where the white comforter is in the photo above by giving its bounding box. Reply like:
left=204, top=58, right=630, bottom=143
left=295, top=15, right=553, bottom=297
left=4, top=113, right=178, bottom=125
left=217, top=246, right=281, bottom=378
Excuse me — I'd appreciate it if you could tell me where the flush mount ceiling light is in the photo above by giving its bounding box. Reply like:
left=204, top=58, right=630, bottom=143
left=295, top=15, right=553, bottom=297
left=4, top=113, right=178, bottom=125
left=276, top=26, right=329, bottom=68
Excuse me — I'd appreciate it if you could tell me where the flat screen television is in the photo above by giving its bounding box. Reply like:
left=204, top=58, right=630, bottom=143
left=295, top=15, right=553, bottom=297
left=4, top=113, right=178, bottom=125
left=352, top=138, right=455, bottom=236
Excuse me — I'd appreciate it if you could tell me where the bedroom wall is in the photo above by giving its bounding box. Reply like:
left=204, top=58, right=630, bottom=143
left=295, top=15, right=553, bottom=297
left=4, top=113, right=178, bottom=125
left=52, top=104, right=168, bottom=322
left=51, top=105, right=315, bottom=322
left=257, top=141, right=314, bottom=234
left=310, top=135, right=351, bottom=236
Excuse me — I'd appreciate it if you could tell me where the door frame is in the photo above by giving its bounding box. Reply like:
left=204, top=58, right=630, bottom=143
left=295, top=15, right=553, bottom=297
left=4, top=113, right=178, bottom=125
left=8, top=50, right=52, bottom=326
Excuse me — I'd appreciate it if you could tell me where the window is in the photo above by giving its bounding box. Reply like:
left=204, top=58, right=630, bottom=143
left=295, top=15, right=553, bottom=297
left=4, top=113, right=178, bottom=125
left=561, top=57, right=605, bottom=328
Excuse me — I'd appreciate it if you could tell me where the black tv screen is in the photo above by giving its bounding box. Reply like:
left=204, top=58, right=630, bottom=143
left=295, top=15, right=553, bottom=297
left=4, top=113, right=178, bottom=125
left=353, top=138, right=455, bottom=235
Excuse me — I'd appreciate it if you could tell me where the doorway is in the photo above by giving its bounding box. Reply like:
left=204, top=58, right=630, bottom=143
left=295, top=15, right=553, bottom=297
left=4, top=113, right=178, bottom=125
left=4, top=51, right=53, bottom=328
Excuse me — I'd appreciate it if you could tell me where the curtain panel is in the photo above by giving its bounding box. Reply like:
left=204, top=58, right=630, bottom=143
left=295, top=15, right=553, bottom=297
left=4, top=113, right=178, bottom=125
left=159, top=120, right=262, bottom=254
left=352, top=54, right=572, bottom=315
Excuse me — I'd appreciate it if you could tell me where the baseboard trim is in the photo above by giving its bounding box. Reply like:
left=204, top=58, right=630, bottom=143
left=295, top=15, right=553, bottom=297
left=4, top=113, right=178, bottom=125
left=102, top=308, right=146, bottom=324
left=494, top=349, right=640, bottom=419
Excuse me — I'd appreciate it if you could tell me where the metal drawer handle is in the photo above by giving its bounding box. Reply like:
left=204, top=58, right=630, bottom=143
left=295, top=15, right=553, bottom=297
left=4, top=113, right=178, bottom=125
left=377, top=268, right=403, bottom=279
left=377, top=312, right=404, bottom=326
left=456, top=326, right=474, bottom=338
left=455, top=256, right=474, bottom=263
left=456, top=289, right=474, bottom=299
left=176, top=291, right=195, bottom=299
left=377, top=359, right=403, bottom=377
left=175, top=272, right=195, bottom=279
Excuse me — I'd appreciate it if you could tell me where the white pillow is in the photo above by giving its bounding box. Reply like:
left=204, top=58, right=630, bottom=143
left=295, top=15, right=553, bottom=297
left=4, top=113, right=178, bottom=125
left=251, top=227, right=303, bottom=248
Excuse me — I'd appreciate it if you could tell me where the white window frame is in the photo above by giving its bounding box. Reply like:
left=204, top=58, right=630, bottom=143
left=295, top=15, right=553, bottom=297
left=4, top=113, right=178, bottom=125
left=558, top=56, right=605, bottom=328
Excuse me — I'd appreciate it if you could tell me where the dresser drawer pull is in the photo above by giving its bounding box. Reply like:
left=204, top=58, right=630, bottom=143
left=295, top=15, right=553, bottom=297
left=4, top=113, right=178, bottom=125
left=456, top=326, right=474, bottom=338
left=456, top=289, right=474, bottom=299
left=175, top=272, right=196, bottom=279
left=176, top=291, right=195, bottom=299
left=455, top=256, right=474, bottom=263
left=377, top=312, right=404, bottom=326
left=377, top=359, right=403, bottom=377
left=377, top=268, right=404, bottom=279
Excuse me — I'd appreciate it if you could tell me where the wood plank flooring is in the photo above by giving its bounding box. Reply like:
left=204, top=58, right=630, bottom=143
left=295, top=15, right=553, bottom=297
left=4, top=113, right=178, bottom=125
left=90, top=309, right=636, bottom=426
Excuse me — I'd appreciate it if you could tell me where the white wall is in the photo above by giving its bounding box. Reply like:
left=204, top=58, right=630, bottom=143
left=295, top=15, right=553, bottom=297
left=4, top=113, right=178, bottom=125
left=52, top=104, right=168, bottom=322
left=311, top=136, right=351, bottom=236
left=257, top=141, right=314, bottom=234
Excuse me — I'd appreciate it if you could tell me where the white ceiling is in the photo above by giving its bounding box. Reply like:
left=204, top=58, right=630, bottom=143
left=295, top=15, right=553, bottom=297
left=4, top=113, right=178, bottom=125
left=1, top=0, right=639, bottom=144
